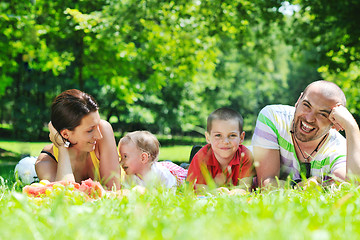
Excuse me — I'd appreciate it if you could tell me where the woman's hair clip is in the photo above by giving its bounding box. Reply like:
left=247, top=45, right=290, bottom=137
left=64, top=141, right=70, bottom=148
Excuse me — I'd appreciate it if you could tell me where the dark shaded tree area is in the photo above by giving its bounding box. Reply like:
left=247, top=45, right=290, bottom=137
left=0, top=0, right=359, bottom=140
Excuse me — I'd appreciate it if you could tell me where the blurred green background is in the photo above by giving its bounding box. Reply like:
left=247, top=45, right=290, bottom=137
left=1, top=0, right=359, bottom=161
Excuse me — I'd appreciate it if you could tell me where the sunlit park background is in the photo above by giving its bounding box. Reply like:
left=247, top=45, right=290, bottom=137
left=1, top=0, right=360, bottom=239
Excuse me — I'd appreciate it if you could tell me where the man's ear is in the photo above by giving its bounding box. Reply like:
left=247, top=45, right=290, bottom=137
left=141, top=152, right=150, bottom=164
left=205, top=131, right=211, bottom=144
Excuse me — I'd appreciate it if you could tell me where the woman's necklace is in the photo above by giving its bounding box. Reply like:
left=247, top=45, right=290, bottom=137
left=290, top=127, right=328, bottom=163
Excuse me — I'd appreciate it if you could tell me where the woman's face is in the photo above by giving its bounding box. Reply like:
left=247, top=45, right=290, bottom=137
left=67, top=111, right=103, bottom=152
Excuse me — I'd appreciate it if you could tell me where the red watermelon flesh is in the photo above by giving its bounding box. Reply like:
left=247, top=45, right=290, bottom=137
left=23, top=179, right=103, bottom=199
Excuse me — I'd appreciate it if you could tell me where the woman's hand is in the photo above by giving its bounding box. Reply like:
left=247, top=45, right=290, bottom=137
left=48, top=122, right=69, bottom=148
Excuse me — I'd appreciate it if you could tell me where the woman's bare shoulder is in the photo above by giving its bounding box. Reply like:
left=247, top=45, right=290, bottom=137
left=36, top=144, right=54, bottom=163
left=99, top=120, right=116, bottom=141
left=99, top=119, right=113, bottom=131
left=42, top=144, right=54, bottom=152
left=35, top=144, right=57, bottom=181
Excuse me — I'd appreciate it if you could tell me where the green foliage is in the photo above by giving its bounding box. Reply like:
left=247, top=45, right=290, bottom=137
left=295, top=0, right=360, bottom=73
left=0, top=0, right=293, bottom=138
left=292, top=0, right=360, bottom=119
left=1, top=0, right=359, bottom=138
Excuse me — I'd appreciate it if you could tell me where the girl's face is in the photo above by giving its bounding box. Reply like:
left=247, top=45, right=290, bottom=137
left=67, top=111, right=103, bottom=152
left=119, top=141, right=145, bottom=176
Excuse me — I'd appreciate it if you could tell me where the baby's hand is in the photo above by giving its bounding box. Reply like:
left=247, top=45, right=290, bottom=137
left=329, top=104, right=357, bottom=131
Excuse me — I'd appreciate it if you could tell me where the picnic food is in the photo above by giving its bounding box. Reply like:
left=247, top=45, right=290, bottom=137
left=23, top=178, right=105, bottom=199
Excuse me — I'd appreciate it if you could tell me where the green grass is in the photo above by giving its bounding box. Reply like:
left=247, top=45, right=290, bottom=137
left=0, top=141, right=193, bottom=184
left=159, top=145, right=193, bottom=162
left=0, top=140, right=50, bottom=158
left=0, top=181, right=360, bottom=239
left=0, top=142, right=360, bottom=239
left=0, top=140, right=192, bottom=163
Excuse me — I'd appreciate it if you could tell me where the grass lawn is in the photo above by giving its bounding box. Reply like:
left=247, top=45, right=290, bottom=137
left=0, top=140, right=193, bottom=163
left=160, top=145, right=193, bottom=162
left=0, top=141, right=193, bottom=187
left=0, top=140, right=194, bottom=187
left=0, top=141, right=360, bottom=239
left=0, top=181, right=360, bottom=239
left=0, top=140, right=50, bottom=159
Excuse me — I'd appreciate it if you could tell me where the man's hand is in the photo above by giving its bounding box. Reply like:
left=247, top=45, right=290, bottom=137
left=329, top=104, right=357, bottom=132
left=295, top=176, right=321, bottom=190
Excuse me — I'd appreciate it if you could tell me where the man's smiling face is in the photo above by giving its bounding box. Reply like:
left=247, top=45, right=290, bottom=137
left=293, top=86, right=339, bottom=143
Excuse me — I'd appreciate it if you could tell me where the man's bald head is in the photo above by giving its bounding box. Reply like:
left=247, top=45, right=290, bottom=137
left=301, top=80, right=346, bottom=106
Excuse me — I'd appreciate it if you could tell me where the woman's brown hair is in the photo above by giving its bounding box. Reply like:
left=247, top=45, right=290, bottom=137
left=51, top=89, right=99, bottom=132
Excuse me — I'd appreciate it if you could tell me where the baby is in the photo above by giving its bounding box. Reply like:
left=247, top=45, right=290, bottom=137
left=118, top=131, right=187, bottom=188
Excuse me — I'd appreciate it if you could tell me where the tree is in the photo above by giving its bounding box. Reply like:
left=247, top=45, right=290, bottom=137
left=1, top=0, right=327, bottom=139
left=292, top=0, right=360, bottom=119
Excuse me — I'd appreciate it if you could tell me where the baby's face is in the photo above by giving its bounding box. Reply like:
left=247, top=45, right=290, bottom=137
left=119, top=141, right=144, bottom=175
left=206, top=119, right=244, bottom=165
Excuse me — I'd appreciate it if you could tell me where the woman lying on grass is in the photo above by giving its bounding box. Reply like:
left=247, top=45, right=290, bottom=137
left=35, top=89, right=121, bottom=190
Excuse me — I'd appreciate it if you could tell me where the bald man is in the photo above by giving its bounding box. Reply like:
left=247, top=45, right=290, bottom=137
left=251, top=80, right=360, bottom=187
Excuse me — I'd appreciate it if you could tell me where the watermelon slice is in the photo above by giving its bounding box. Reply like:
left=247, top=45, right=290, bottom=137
left=78, top=178, right=105, bottom=198
left=23, top=178, right=104, bottom=199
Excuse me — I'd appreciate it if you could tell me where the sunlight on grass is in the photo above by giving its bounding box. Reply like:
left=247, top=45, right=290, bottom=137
left=159, top=145, right=193, bottom=162
left=0, top=140, right=50, bottom=157
left=0, top=181, right=360, bottom=239
left=160, top=140, right=250, bottom=163
left=0, top=141, right=359, bottom=239
left=0, top=140, right=251, bottom=163
left=0, top=141, right=194, bottom=163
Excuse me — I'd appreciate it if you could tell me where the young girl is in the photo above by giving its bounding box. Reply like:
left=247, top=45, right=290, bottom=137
left=118, top=131, right=187, bottom=188
left=35, top=89, right=121, bottom=189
